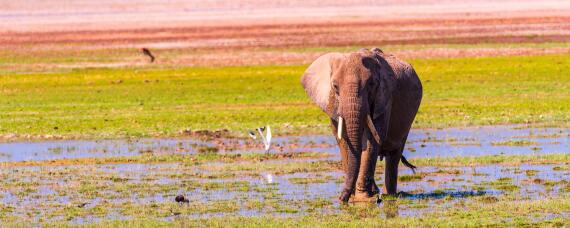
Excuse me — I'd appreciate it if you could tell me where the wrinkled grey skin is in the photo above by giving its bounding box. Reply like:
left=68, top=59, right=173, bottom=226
left=301, top=48, right=422, bottom=202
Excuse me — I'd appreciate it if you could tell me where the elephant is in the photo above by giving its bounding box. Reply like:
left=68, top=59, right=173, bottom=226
left=301, top=48, right=422, bottom=203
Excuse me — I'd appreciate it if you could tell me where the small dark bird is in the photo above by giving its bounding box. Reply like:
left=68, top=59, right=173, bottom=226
left=175, top=195, right=189, bottom=203
left=141, top=48, right=155, bottom=63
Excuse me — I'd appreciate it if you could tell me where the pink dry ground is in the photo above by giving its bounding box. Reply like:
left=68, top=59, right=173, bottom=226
left=1, top=0, right=569, bottom=67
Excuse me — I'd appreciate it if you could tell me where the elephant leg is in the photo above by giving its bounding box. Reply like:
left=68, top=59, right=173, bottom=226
left=384, top=133, right=414, bottom=194
left=339, top=144, right=361, bottom=202
left=368, top=143, right=380, bottom=195
left=353, top=139, right=379, bottom=202
left=383, top=149, right=402, bottom=195
left=370, top=147, right=380, bottom=195
left=331, top=120, right=357, bottom=202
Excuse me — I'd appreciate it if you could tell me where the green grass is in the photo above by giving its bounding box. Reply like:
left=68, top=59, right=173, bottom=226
left=409, top=153, right=570, bottom=167
left=491, top=139, right=538, bottom=146
left=0, top=151, right=330, bottom=168
left=1, top=53, right=568, bottom=139
left=38, top=196, right=569, bottom=227
left=398, top=174, right=424, bottom=182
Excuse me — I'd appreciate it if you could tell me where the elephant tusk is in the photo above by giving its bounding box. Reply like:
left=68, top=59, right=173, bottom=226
left=366, top=115, right=382, bottom=146
left=337, top=116, right=343, bottom=139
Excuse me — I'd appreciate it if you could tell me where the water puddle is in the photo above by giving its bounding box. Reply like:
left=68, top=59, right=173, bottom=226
left=405, top=125, right=568, bottom=158
left=0, top=138, right=212, bottom=162
left=0, top=125, right=568, bottom=223
left=0, top=125, right=567, bottom=162
left=1, top=161, right=568, bottom=223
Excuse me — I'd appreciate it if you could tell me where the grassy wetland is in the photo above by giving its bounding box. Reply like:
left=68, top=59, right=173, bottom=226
left=1, top=152, right=568, bottom=226
left=1, top=1, right=570, bottom=226
left=1, top=53, right=569, bottom=139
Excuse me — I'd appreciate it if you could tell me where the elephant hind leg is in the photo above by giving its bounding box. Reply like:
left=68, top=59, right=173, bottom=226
left=384, top=134, right=415, bottom=194
left=383, top=149, right=401, bottom=195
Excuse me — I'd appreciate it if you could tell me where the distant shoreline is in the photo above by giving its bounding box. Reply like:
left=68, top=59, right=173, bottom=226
left=1, top=0, right=569, bottom=32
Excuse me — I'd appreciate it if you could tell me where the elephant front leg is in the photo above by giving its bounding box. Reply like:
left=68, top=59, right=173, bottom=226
left=383, top=149, right=402, bottom=195
left=340, top=146, right=361, bottom=202
left=331, top=121, right=354, bottom=202
left=353, top=139, right=379, bottom=202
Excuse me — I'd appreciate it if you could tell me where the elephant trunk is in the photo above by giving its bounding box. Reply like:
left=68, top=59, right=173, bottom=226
left=345, top=106, right=362, bottom=153
left=338, top=83, right=365, bottom=202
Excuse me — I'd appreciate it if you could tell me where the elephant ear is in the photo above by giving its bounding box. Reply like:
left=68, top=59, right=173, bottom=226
left=301, top=53, right=344, bottom=114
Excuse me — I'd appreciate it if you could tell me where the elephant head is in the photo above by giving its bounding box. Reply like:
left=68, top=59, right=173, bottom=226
left=301, top=49, right=396, bottom=201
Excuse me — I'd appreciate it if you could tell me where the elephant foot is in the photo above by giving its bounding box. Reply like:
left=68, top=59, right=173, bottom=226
left=339, top=189, right=352, bottom=203
left=382, top=187, right=397, bottom=195
left=349, top=190, right=380, bottom=203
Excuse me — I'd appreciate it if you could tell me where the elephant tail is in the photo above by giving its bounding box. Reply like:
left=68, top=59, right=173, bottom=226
left=401, top=156, right=417, bottom=174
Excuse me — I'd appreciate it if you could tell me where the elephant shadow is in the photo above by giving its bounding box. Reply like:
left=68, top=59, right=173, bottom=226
left=395, top=190, right=490, bottom=200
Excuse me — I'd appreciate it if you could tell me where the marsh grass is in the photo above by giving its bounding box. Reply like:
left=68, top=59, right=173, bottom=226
left=398, top=174, right=424, bottom=182
left=479, top=178, right=520, bottom=192
left=0, top=151, right=330, bottom=168
left=1, top=54, right=568, bottom=140
left=1, top=42, right=569, bottom=226
left=34, top=196, right=569, bottom=227
left=1, top=153, right=568, bottom=226
left=1, top=153, right=567, bottom=170
left=491, top=140, right=538, bottom=146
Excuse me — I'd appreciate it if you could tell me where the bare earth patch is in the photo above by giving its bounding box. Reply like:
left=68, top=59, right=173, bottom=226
left=1, top=0, right=569, bottom=69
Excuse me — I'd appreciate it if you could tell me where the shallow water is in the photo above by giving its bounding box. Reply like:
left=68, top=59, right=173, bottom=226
left=405, top=125, right=568, bottom=158
left=0, top=125, right=568, bottom=224
left=1, top=161, right=568, bottom=223
left=0, top=125, right=567, bottom=162
left=0, top=138, right=212, bottom=162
